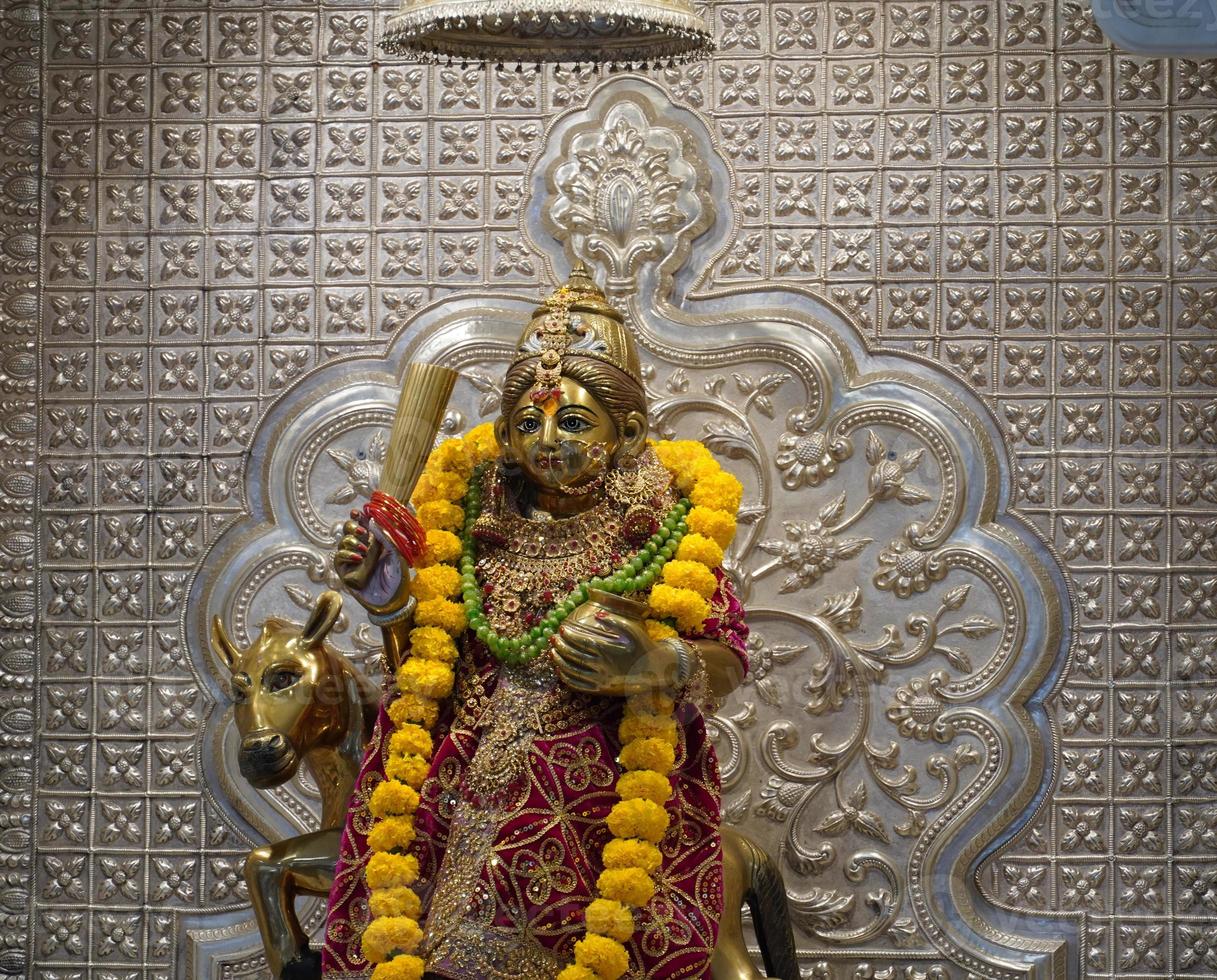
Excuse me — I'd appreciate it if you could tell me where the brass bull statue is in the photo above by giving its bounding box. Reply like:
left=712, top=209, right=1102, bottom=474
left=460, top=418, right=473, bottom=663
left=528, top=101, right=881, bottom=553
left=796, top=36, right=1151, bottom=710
left=212, top=590, right=798, bottom=980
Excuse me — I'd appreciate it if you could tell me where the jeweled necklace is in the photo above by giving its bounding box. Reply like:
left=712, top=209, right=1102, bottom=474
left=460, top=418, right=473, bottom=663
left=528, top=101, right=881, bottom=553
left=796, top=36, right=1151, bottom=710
left=459, top=462, right=691, bottom=667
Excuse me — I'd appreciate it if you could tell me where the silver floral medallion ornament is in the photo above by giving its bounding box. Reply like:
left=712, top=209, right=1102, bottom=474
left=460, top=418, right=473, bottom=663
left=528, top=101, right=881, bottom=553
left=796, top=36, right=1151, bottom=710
left=381, top=0, right=714, bottom=68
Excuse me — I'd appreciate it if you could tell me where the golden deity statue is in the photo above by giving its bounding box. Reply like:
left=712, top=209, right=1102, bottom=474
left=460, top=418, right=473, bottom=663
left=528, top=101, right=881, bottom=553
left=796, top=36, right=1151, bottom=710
left=215, top=266, right=796, bottom=980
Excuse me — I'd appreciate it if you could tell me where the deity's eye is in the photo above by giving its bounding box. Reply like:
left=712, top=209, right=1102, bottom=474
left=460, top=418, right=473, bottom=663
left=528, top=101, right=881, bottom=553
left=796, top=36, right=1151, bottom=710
left=515, top=416, right=541, bottom=434
left=558, top=415, right=592, bottom=433
left=266, top=668, right=301, bottom=693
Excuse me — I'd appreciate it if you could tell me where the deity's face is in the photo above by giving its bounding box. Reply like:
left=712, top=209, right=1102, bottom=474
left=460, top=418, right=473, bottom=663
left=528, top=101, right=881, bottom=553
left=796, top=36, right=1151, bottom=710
left=498, top=376, right=635, bottom=495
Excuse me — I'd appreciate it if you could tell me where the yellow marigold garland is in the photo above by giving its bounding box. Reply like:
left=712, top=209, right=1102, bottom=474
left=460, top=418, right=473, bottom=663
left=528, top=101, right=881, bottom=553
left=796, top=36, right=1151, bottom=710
left=555, top=438, right=738, bottom=979
left=646, top=584, right=711, bottom=632
left=361, top=424, right=494, bottom=980
left=602, top=838, right=663, bottom=873
left=584, top=899, right=636, bottom=942
left=407, top=564, right=461, bottom=601
left=362, top=428, right=740, bottom=980
left=419, top=529, right=462, bottom=566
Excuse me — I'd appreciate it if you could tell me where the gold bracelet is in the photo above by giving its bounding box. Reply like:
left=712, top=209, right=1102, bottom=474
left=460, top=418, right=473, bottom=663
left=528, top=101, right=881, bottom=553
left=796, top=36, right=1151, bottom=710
left=666, top=637, right=718, bottom=712
left=367, top=597, right=416, bottom=628
left=664, top=636, right=698, bottom=691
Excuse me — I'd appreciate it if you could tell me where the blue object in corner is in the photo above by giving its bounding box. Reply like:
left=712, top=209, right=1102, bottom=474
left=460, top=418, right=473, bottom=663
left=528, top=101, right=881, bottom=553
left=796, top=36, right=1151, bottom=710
left=1093, top=0, right=1217, bottom=54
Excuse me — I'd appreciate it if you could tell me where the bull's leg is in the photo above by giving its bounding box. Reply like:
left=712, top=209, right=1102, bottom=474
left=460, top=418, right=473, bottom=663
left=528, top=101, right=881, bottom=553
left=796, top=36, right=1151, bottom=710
left=244, top=828, right=341, bottom=980
left=711, top=827, right=767, bottom=980
left=711, top=827, right=800, bottom=980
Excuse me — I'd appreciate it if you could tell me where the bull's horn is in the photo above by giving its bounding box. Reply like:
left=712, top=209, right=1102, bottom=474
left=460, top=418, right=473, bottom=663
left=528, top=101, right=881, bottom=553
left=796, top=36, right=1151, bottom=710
left=210, top=615, right=241, bottom=672
left=302, top=590, right=343, bottom=645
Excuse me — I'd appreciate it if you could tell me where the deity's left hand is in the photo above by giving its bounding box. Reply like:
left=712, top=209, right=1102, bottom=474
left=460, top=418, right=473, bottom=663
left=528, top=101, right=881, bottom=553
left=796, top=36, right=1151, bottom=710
left=551, top=610, right=678, bottom=697
left=334, top=510, right=414, bottom=617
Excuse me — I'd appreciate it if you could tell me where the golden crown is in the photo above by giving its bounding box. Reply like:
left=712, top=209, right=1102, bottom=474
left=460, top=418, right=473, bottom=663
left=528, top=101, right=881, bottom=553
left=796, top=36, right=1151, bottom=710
left=512, top=264, right=642, bottom=387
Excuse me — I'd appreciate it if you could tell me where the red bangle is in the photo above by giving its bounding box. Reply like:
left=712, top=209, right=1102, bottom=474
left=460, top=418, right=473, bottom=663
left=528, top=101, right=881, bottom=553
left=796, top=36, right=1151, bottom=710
left=363, top=490, right=426, bottom=567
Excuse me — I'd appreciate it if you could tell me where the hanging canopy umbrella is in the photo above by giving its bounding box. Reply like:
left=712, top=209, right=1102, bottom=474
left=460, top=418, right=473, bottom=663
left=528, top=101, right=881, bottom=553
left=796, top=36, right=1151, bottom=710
left=381, top=0, right=714, bottom=68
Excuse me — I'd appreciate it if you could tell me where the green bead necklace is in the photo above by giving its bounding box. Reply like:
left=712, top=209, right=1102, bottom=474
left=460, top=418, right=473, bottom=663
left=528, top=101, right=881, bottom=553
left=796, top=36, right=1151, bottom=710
left=458, top=463, right=690, bottom=667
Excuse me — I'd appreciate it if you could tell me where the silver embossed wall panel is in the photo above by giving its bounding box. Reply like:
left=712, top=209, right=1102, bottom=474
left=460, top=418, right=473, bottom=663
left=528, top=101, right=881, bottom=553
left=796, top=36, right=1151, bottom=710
left=9, top=0, right=1217, bottom=977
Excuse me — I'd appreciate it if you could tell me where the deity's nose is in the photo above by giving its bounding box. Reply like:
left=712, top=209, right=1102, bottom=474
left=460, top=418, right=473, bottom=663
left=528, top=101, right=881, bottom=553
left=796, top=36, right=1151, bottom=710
left=538, top=414, right=560, bottom=449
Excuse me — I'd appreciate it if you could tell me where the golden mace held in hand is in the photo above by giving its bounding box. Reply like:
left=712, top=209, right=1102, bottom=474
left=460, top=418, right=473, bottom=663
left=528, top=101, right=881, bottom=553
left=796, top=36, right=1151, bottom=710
left=349, top=360, right=459, bottom=587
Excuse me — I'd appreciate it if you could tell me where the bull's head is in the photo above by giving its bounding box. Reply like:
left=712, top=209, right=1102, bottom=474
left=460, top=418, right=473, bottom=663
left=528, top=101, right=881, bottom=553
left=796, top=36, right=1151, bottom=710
left=210, top=591, right=347, bottom=789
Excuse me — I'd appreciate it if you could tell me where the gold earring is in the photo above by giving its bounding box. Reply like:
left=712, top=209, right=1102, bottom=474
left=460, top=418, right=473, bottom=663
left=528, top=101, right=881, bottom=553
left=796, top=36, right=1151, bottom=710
left=606, top=455, right=648, bottom=506
left=612, top=448, right=639, bottom=470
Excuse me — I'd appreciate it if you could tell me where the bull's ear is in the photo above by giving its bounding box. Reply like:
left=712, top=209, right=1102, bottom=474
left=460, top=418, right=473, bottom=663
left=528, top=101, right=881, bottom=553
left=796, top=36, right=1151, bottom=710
left=210, top=616, right=240, bottom=672
left=302, top=590, right=343, bottom=645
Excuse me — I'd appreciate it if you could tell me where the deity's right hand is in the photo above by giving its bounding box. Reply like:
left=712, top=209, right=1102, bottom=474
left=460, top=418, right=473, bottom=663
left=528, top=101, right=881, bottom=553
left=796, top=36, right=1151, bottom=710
left=334, top=509, right=413, bottom=617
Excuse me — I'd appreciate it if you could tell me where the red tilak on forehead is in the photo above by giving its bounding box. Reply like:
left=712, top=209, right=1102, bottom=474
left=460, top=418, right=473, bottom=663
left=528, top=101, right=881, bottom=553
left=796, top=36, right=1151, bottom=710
left=530, top=386, right=562, bottom=416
